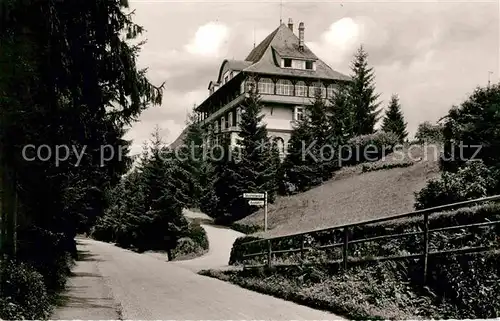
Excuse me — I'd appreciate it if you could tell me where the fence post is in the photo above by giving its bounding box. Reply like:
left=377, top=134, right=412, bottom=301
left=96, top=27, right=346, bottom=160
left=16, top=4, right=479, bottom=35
left=300, top=235, right=305, bottom=261
left=423, top=212, right=430, bottom=284
left=267, top=239, right=272, bottom=268
left=342, top=227, right=349, bottom=270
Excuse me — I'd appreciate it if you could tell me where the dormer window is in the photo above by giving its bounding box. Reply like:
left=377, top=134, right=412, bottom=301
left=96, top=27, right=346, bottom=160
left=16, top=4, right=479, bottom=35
left=281, top=58, right=315, bottom=70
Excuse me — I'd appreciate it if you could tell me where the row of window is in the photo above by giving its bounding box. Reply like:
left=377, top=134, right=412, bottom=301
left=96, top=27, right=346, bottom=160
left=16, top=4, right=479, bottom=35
left=209, top=107, right=242, bottom=133
left=244, top=78, right=336, bottom=98
left=207, top=135, right=287, bottom=154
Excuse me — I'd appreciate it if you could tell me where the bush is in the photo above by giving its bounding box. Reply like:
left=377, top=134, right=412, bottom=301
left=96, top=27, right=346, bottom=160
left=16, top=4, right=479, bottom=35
left=230, top=222, right=262, bottom=235
left=344, top=131, right=400, bottom=165
left=90, top=214, right=117, bottom=243
left=415, top=160, right=496, bottom=210
left=172, top=221, right=209, bottom=259
left=204, top=252, right=500, bottom=319
left=415, top=121, right=444, bottom=143
left=16, top=227, right=73, bottom=292
left=440, top=84, right=500, bottom=179
left=361, top=160, right=414, bottom=173
left=230, top=202, right=500, bottom=267
left=229, top=235, right=263, bottom=265
left=0, top=260, right=51, bottom=320
left=428, top=253, right=500, bottom=318
left=186, top=221, right=209, bottom=250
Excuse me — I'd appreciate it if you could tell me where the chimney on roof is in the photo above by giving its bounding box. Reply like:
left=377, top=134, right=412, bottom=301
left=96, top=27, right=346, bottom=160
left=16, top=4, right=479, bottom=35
left=298, top=22, right=305, bottom=51
left=288, top=18, right=294, bottom=32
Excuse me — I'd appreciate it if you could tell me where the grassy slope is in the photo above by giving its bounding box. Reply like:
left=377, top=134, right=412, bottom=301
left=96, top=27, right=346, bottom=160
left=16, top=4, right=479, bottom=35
left=238, top=145, right=441, bottom=237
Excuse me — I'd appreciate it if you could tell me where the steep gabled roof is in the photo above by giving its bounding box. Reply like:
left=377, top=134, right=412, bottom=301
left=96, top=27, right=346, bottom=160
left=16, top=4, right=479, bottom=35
left=242, top=23, right=350, bottom=81
left=245, top=27, right=280, bottom=62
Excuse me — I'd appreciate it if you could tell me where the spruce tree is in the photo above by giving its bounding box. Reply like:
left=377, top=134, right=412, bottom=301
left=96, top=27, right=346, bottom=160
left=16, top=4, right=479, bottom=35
left=348, top=45, right=381, bottom=135
left=381, top=94, right=408, bottom=143
left=138, top=128, right=188, bottom=257
left=328, top=82, right=355, bottom=145
left=211, top=134, right=244, bottom=223
left=174, top=112, right=204, bottom=208
left=199, top=127, right=220, bottom=217
left=280, top=120, right=318, bottom=194
left=280, top=87, right=340, bottom=194
left=238, top=84, right=280, bottom=205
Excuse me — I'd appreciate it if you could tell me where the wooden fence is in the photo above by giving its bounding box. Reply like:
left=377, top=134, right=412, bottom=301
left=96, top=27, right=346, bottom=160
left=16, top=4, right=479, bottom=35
left=240, top=195, right=500, bottom=283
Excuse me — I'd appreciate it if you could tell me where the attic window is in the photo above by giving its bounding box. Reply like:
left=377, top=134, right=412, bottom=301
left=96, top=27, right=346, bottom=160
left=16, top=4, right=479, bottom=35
left=306, top=61, right=313, bottom=70
left=283, top=58, right=292, bottom=68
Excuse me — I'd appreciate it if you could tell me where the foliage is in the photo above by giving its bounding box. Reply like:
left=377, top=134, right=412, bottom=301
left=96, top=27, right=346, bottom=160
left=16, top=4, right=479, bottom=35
left=224, top=203, right=500, bottom=319
left=348, top=45, right=381, bottom=136
left=204, top=251, right=500, bottom=320
left=207, top=85, right=280, bottom=223
left=343, top=131, right=400, bottom=166
left=230, top=202, right=500, bottom=267
left=210, top=135, right=245, bottom=223
left=327, top=82, right=355, bottom=144
left=92, top=127, right=190, bottom=259
left=361, top=160, right=414, bottom=173
left=1, top=0, right=162, bottom=317
left=381, top=94, right=408, bottom=143
left=279, top=114, right=319, bottom=194
left=440, top=84, right=500, bottom=183
left=280, top=88, right=338, bottom=194
left=171, top=222, right=208, bottom=260
left=175, top=113, right=205, bottom=208
left=230, top=222, right=263, bottom=235
left=415, top=121, right=444, bottom=144
left=229, top=235, right=263, bottom=265
left=414, top=160, right=496, bottom=210
left=185, top=221, right=209, bottom=251
left=0, top=259, right=51, bottom=320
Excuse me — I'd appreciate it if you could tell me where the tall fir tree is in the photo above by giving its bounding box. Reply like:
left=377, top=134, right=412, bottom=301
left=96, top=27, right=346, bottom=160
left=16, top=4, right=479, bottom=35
left=348, top=45, right=381, bottom=135
left=199, top=126, right=220, bottom=217
left=211, top=133, right=244, bottom=223
left=211, top=83, right=280, bottom=222
left=280, top=88, right=331, bottom=193
left=0, top=0, right=163, bottom=282
left=328, top=82, right=355, bottom=145
left=175, top=112, right=205, bottom=208
left=134, top=128, right=188, bottom=256
left=239, top=84, right=280, bottom=198
left=381, top=94, right=408, bottom=143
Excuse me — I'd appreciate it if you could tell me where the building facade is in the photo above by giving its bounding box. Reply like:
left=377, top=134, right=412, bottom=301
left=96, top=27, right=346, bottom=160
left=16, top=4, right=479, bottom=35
left=194, top=18, right=350, bottom=155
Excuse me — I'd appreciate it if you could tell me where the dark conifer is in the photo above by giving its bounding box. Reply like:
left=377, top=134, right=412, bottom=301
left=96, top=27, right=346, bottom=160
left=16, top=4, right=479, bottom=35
left=348, top=45, right=381, bottom=135
left=381, top=94, right=408, bottom=143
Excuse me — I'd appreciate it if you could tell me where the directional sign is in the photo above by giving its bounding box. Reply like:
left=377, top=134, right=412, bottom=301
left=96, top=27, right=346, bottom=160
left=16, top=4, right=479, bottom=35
left=243, top=193, right=265, bottom=199
left=248, top=200, right=265, bottom=206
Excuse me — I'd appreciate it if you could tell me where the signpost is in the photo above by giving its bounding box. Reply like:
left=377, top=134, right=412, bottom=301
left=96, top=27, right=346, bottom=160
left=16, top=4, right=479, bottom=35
left=243, top=193, right=265, bottom=199
left=248, top=200, right=265, bottom=206
left=243, top=191, right=268, bottom=231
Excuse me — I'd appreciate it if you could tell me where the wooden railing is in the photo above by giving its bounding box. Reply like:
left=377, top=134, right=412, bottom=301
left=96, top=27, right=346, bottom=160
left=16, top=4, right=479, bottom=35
left=239, top=195, right=500, bottom=283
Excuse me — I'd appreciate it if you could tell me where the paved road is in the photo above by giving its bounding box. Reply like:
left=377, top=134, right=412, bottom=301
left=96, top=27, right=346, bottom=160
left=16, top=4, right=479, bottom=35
left=53, top=238, right=342, bottom=319
left=173, top=224, right=245, bottom=271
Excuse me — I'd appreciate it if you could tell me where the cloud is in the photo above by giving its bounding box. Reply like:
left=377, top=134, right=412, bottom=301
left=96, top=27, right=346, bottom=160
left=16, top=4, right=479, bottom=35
left=126, top=0, right=498, bottom=150
left=307, top=17, right=361, bottom=66
left=185, top=22, right=229, bottom=57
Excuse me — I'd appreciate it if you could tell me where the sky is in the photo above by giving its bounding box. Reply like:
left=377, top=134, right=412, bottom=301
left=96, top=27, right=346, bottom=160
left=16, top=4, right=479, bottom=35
left=125, top=0, right=499, bottom=155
